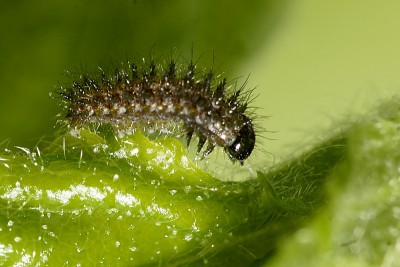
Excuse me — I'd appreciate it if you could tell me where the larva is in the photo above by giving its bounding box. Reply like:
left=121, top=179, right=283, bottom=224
left=57, top=58, right=256, bottom=164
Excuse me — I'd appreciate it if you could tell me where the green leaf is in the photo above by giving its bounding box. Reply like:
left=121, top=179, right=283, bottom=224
left=2, top=97, right=400, bottom=266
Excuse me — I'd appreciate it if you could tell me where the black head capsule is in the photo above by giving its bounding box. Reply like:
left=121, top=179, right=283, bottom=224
left=224, top=116, right=255, bottom=165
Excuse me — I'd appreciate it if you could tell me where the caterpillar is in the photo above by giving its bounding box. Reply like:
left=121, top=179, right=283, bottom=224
left=57, top=57, right=256, bottom=165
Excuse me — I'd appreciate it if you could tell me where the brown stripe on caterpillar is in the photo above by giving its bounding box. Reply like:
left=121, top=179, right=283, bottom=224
left=56, top=57, right=256, bottom=165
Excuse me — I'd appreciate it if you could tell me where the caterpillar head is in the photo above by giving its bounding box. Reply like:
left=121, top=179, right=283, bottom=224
left=224, top=115, right=255, bottom=165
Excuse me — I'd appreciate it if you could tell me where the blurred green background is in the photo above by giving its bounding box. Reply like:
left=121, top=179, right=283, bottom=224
left=0, top=0, right=286, bottom=147
left=1, top=0, right=400, bottom=161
